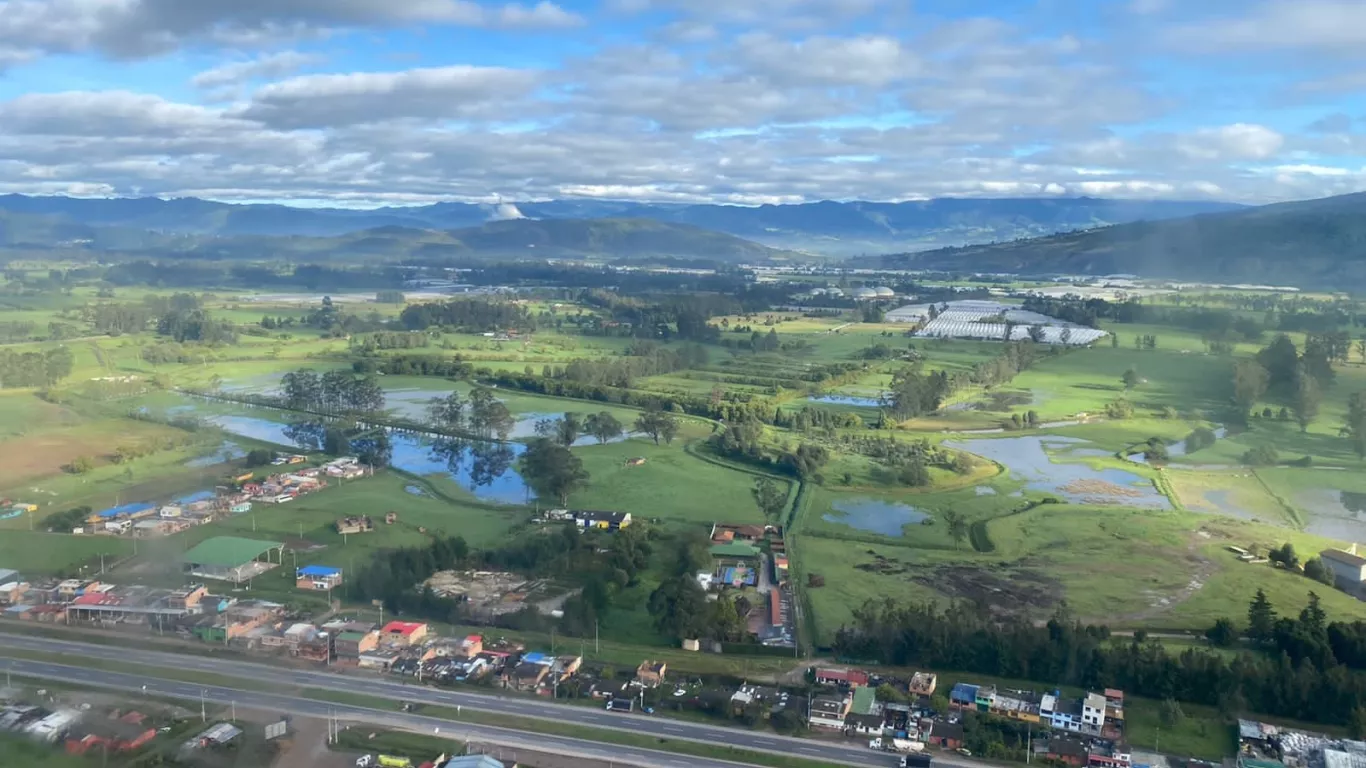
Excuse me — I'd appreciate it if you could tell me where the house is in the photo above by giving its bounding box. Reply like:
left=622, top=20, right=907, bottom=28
left=381, top=621, right=429, bottom=645
left=809, top=696, right=852, bottom=729
left=846, top=712, right=885, bottom=735
left=357, top=651, right=400, bottom=671
left=991, top=689, right=1042, bottom=723
left=1048, top=739, right=1089, bottom=767
left=1103, top=690, right=1125, bottom=736
left=572, top=510, right=632, bottom=531
left=1320, top=548, right=1366, bottom=588
left=815, top=667, right=870, bottom=688
left=910, top=672, right=937, bottom=696
left=1089, top=742, right=1132, bottom=768
left=635, top=660, right=666, bottom=687
left=1043, top=693, right=1084, bottom=733
left=461, top=634, right=483, bottom=657
left=335, top=516, right=374, bottom=535
left=730, top=685, right=779, bottom=716
left=927, top=721, right=965, bottom=750
left=950, top=683, right=979, bottom=709
left=229, top=502, right=251, bottom=514
left=295, top=565, right=343, bottom=591
left=333, top=630, right=379, bottom=659
left=709, top=541, right=761, bottom=559
left=1082, top=692, right=1107, bottom=731
left=510, top=662, right=549, bottom=691
left=0, top=582, right=29, bottom=605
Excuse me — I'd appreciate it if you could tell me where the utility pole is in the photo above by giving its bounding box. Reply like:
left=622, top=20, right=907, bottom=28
left=200, top=689, right=206, bottom=723
left=595, top=620, right=599, bottom=655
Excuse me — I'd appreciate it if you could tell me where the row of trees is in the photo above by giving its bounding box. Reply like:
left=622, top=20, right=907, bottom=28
left=426, top=387, right=515, bottom=439
left=349, top=332, right=431, bottom=351
left=399, top=298, right=533, bottom=333
left=0, top=347, right=74, bottom=389
left=835, top=592, right=1366, bottom=729
left=279, top=369, right=386, bottom=414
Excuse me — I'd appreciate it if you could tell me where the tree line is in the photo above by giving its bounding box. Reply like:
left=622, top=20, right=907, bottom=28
left=0, top=347, right=74, bottom=389
left=399, top=298, right=534, bottom=333
left=279, top=368, right=386, bottom=414
left=834, top=592, right=1366, bottom=730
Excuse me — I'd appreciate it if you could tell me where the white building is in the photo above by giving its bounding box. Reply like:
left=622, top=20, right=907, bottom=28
left=1082, top=692, right=1106, bottom=731
left=1321, top=548, right=1366, bottom=588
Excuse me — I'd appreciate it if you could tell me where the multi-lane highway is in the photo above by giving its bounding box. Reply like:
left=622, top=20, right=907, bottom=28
left=0, top=632, right=919, bottom=768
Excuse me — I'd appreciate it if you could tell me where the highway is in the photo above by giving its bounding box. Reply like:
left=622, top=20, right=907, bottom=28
left=0, top=632, right=916, bottom=768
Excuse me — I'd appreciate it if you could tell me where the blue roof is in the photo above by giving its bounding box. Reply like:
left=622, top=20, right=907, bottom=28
left=97, top=502, right=155, bottom=519
left=950, top=683, right=979, bottom=702
left=5, top=605, right=34, bottom=613
left=521, top=652, right=548, bottom=664
left=175, top=490, right=216, bottom=505
left=297, top=565, right=341, bottom=577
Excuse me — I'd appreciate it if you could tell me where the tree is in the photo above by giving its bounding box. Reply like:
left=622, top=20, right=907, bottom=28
left=584, top=412, right=624, bottom=444
left=899, top=458, right=930, bottom=487
left=244, top=448, right=274, bottom=467
left=1159, top=698, right=1185, bottom=729
left=1247, top=588, right=1276, bottom=643
left=1257, top=334, right=1300, bottom=396
left=1350, top=706, right=1366, bottom=740
left=1293, top=370, right=1321, bottom=433
left=519, top=438, right=590, bottom=506
left=555, top=412, right=583, bottom=447
left=635, top=409, right=679, bottom=445
left=1205, top=617, right=1238, bottom=647
left=1122, top=368, right=1141, bottom=391
left=468, top=387, right=514, bottom=439
left=647, top=575, right=709, bottom=639
left=1027, top=325, right=1046, bottom=343
left=943, top=510, right=968, bottom=551
left=67, top=455, right=94, bottom=474
left=1241, top=444, right=1280, bottom=467
left=426, top=392, right=466, bottom=432
left=752, top=477, right=788, bottom=521
left=1231, top=360, right=1269, bottom=415
left=1303, top=558, right=1337, bottom=586
left=1346, top=392, right=1366, bottom=460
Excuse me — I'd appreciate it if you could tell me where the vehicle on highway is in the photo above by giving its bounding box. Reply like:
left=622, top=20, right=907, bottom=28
left=957, top=748, right=973, bottom=757
left=901, top=753, right=932, bottom=768
left=377, top=756, right=412, bottom=768
left=355, top=756, right=373, bottom=768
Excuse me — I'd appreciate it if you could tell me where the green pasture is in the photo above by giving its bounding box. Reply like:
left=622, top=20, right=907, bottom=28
left=568, top=433, right=778, bottom=525
left=0, top=530, right=133, bottom=575
left=1008, top=345, right=1232, bottom=421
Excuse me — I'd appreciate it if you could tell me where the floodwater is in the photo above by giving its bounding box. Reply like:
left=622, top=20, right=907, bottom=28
left=185, top=440, right=247, bottom=468
left=204, top=412, right=531, bottom=504
left=945, top=435, right=1170, bottom=509
left=386, top=390, right=628, bottom=446
left=822, top=497, right=932, bottom=537
left=1128, top=426, right=1229, bottom=465
left=806, top=395, right=884, bottom=408
left=1298, top=490, right=1366, bottom=542
left=974, top=486, right=998, bottom=496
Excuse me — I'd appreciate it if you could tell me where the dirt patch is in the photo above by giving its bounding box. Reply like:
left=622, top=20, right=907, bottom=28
left=0, top=419, right=187, bottom=489
left=912, top=564, right=1064, bottom=616
left=855, top=549, right=912, bottom=576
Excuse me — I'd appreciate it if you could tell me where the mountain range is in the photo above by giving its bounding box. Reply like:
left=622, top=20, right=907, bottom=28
left=856, top=191, right=1366, bottom=286
left=0, top=194, right=1242, bottom=256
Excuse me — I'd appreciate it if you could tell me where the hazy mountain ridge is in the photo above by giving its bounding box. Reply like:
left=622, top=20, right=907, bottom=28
left=856, top=191, right=1366, bottom=285
left=0, top=194, right=1243, bottom=255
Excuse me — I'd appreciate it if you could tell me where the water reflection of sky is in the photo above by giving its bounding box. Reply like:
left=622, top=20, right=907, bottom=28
left=1298, top=489, right=1366, bottom=542
left=946, top=435, right=1170, bottom=508
left=822, top=497, right=931, bottom=537
left=204, top=413, right=531, bottom=504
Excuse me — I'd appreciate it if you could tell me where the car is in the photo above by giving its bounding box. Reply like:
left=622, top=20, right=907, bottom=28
left=956, top=748, right=972, bottom=757
left=356, top=756, right=374, bottom=767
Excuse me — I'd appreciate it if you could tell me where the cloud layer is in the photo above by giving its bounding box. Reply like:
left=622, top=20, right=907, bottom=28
left=0, top=0, right=1363, bottom=205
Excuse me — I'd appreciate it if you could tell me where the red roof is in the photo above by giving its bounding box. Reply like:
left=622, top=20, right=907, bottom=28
left=816, top=668, right=870, bottom=685
left=465, top=634, right=482, bottom=643
left=382, top=621, right=425, bottom=636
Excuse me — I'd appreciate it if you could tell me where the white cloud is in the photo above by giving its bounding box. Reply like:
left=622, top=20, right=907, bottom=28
left=192, top=50, right=321, bottom=89
left=1168, top=1, right=1366, bottom=52
left=236, top=65, right=541, bottom=128
left=1177, top=124, right=1284, bottom=161
left=734, top=33, right=917, bottom=87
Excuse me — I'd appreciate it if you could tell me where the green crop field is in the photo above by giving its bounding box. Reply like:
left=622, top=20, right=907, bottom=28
left=0, top=530, right=133, bottom=575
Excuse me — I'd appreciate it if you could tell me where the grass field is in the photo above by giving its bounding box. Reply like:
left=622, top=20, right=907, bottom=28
left=0, top=530, right=133, bottom=574
left=568, top=432, right=780, bottom=525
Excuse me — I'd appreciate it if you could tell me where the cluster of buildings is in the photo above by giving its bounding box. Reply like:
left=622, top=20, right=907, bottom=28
left=1239, top=718, right=1366, bottom=768
left=884, top=299, right=1109, bottom=346
left=0, top=693, right=162, bottom=755
left=536, top=508, right=633, bottom=531
left=0, top=500, right=36, bottom=521
left=695, top=523, right=794, bottom=648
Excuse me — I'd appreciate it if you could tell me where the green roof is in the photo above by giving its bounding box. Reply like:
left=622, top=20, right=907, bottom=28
left=709, top=541, right=761, bottom=558
left=182, top=537, right=284, bottom=568
left=852, top=685, right=877, bottom=715
left=337, top=631, right=367, bottom=642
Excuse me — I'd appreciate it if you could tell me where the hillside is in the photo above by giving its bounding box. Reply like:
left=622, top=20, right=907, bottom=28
left=3, top=216, right=794, bottom=263
left=857, top=191, right=1366, bottom=286
left=0, top=194, right=1242, bottom=255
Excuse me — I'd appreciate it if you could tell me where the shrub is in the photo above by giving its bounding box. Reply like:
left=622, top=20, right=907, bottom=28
left=1241, top=445, right=1280, bottom=467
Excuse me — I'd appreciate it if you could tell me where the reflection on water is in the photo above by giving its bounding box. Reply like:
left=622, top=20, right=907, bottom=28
left=185, top=440, right=246, bottom=468
left=205, top=413, right=530, bottom=504
left=945, top=435, right=1170, bottom=509
left=1299, top=489, right=1366, bottom=542
left=806, top=395, right=884, bottom=407
left=822, top=497, right=931, bottom=537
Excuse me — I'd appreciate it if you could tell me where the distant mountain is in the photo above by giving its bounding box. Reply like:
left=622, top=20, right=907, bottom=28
left=0, top=194, right=1244, bottom=255
left=854, top=191, right=1366, bottom=286
left=68, top=217, right=795, bottom=263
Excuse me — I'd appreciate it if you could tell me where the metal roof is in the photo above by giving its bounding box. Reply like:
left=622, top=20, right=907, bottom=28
left=296, top=565, right=341, bottom=577
left=181, top=537, right=284, bottom=567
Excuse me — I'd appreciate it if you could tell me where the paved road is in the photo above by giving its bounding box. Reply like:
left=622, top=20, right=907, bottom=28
left=0, top=656, right=773, bottom=768
left=0, top=632, right=908, bottom=768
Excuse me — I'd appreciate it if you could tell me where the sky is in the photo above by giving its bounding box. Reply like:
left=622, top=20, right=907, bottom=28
left=0, top=0, right=1364, bottom=207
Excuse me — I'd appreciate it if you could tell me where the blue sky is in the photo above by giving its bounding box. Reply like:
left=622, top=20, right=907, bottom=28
left=0, top=0, right=1363, bottom=206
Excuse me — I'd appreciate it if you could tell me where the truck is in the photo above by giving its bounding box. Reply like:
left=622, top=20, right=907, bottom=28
left=377, top=756, right=412, bottom=768
left=901, top=754, right=932, bottom=768
left=870, top=738, right=922, bottom=754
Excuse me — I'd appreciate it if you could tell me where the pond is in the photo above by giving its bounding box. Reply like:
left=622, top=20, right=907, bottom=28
left=204, top=413, right=531, bottom=504
left=806, top=395, right=884, bottom=408
left=1201, top=490, right=1256, bottom=521
left=822, top=497, right=932, bottom=537
left=1297, top=490, right=1366, bottom=542
left=185, top=440, right=247, bottom=468
left=945, top=435, right=1170, bottom=509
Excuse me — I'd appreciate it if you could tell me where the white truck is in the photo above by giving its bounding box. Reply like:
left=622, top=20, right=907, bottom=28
left=869, top=737, right=922, bottom=753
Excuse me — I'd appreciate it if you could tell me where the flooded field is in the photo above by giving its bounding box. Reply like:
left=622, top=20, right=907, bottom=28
left=1298, top=490, right=1366, bottom=542
left=822, top=497, right=932, bottom=536
left=806, top=395, right=883, bottom=407
left=946, top=435, right=1170, bottom=508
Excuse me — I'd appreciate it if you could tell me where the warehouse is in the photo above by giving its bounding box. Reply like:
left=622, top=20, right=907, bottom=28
left=182, top=537, right=284, bottom=584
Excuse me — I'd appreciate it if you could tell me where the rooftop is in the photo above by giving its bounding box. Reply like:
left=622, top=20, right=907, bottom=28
left=1321, top=549, right=1366, bottom=568
left=182, top=537, right=284, bottom=568
left=382, top=621, right=425, bottom=636
left=709, top=541, right=761, bottom=558
left=297, top=565, right=342, bottom=578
